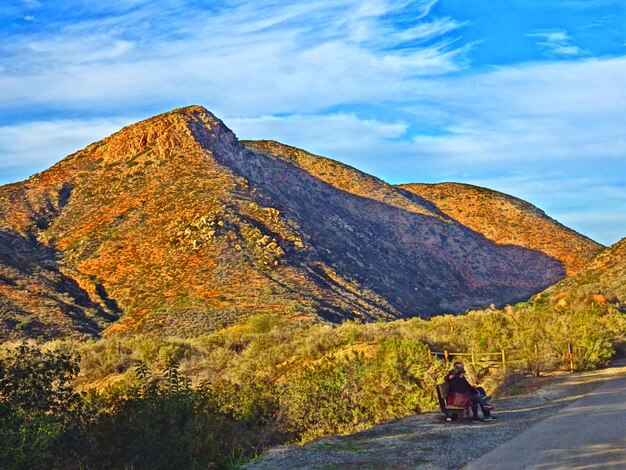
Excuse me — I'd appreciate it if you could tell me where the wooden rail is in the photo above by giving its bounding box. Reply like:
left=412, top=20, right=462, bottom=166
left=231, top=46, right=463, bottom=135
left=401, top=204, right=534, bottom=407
left=429, top=343, right=575, bottom=373
left=430, top=350, right=508, bottom=369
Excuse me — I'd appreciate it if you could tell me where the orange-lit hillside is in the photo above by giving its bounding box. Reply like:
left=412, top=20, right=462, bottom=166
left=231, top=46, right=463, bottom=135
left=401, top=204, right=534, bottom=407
left=399, top=183, right=603, bottom=275
left=0, top=106, right=599, bottom=340
left=539, top=237, right=626, bottom=308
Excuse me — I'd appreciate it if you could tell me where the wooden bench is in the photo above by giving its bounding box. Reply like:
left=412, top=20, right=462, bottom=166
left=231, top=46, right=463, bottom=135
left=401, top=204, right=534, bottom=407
left=436, top=382, right=469, bottom=421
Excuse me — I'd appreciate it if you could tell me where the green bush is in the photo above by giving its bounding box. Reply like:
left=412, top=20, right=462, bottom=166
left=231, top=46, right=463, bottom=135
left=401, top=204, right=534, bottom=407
left=0, top=345, right=84, bottom=469
left=0, top=346, right=274, bottom=469
left=278, top=339, right=445, bottom=442
left=84, top=372, right=267, bottom=470
left=279, top=354, right=370, bottom=441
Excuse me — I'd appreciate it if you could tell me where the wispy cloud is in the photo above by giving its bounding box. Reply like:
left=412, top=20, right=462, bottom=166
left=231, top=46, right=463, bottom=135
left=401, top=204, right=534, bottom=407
left=230, top=113, right=407, bottom=149
left=0, top=0, right=465, bottom=115
left=21, top=0, right=42, bottom=8
left=409, top=56, right=626, bottom=165
left=398, top=56, right=626, bottom=244
left=528, top=29, right=584, bottom=57
left=229, top=112, right=411, bottom=176
left=1, top=1, right=626, bottom=244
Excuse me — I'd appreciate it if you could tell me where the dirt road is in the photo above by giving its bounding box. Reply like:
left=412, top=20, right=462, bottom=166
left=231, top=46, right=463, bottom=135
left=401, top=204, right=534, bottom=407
left=464, top=362, right=626, bottom=470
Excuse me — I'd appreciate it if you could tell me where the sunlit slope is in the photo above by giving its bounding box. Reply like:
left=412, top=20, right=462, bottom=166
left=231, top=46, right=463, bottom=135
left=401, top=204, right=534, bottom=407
left=399, top=182, right=602, bottom=275
left=538, top=237, right=626, bottom=308
left=0, top=106, right=576, bottom=339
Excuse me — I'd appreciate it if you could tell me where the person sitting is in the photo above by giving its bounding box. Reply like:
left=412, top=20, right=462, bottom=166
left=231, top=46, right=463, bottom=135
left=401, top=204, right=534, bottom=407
left=447, top=364, right=497, bottom=422
left=473, top=383, right=496, bottom=420
left=447, top=368, right=482, bottom=423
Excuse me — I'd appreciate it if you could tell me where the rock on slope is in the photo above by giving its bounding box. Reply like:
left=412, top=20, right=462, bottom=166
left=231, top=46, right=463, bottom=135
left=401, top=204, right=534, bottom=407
left=399, top=183, right=603, bottom=276
left=0, top=106, right=593, bottom=339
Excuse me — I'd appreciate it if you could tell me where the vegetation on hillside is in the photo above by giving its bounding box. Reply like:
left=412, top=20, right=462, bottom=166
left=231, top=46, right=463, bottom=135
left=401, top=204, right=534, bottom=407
left=542, top=236, right=626, bottom=308
left=2, top=300, right=624, bottom=468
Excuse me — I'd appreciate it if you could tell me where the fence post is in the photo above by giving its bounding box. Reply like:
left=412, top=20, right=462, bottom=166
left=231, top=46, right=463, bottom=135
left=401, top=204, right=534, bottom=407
left=534, top=343, right=540, bottom=376
left=501, top=349, right=506, bottom=371
left=444, top=350, right=450, bottom=367
left=471, top=350, right=476, bottom=367
left=568, top=343, right=574, bottom=373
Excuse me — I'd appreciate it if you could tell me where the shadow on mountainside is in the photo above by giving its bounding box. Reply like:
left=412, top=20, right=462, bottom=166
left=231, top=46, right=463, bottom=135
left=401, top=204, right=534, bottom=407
left=189, top=116, right=566, bottom=318
left=0, top=229, right=121, bottom=340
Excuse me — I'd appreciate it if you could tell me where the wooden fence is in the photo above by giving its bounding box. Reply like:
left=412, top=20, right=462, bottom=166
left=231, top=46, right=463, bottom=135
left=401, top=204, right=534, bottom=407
left=430, top=342, right=575, bottom=373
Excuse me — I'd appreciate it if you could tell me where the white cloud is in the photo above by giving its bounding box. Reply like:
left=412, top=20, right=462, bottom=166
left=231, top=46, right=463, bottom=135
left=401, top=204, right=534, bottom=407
left=395, top=56, right=626, bottom=245
left=528, top=29, right=584, bottom=57
left=408, top=57, right=626, bottom=166
left=1, top=1, right=625, bottom=244
left=229, top=113, right=410, bottom=176
left=25, top=37, right=135, bottom=64
left=229, top=113, right=407, bottom=147
left=0, top=0, right=465, bottom=115
left=21, top=0, right=42, bottom=8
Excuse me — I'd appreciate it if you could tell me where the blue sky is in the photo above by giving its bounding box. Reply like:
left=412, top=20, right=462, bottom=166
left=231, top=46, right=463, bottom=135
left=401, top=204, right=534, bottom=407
left=1, top=0, right=625, bottom=245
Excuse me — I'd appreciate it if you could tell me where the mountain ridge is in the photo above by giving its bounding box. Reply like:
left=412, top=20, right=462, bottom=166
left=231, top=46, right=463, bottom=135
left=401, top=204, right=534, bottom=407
left=0, top=105, right=598, bottom=339
left=399, top=182, right=603, bottom=275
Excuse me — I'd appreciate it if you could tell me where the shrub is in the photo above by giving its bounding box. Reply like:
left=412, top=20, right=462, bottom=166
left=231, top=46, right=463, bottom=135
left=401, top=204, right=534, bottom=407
left=0, top=345, right=84, bottom=469
left=2, top=304, right=624, bottom=467
left=84, top=369, right=266, bottom=470
left=278, top=339, right=445, bottom=442
left=0, top=346, right=275, bottom=469
left=364, top=339, right=445, bottom=420
left=278, top=354, right=370, bottom=441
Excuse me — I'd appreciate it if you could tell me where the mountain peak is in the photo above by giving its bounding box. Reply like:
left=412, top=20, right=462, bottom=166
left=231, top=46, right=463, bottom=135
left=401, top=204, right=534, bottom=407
left=45, top=105, right=241, bottom=175
left=0, top=107, right=603, bottom=340
left=145, top=104, right=216, bottom=122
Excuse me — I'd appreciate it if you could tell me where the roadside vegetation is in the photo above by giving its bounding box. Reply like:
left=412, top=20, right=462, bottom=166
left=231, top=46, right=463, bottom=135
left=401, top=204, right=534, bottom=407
left=1, top=300, right=624, bottom=468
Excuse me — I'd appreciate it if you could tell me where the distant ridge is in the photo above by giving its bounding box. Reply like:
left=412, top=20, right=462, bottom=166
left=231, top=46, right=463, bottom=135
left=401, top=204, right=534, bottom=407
left=0, top=106, right=597, bottom=339
left=399, top=182, right=603, bottom=275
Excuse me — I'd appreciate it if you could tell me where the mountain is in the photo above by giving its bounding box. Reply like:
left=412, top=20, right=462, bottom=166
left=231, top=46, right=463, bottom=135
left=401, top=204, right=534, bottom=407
left=537, top=237, right=626, bottom=308
left=0, top=106, right=596, bottom=339
left=398, top=183, right=603, bottom=275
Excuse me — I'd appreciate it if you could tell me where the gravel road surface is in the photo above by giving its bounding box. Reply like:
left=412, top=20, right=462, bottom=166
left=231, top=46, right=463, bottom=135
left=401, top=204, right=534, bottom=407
left=464, top=361, right=626, bottom=470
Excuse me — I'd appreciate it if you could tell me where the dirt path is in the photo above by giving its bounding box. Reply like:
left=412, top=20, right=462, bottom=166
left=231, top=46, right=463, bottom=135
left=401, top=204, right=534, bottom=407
left=464, top=361, right=626, bottom=470
left=243, top=361, right=626, bottom=470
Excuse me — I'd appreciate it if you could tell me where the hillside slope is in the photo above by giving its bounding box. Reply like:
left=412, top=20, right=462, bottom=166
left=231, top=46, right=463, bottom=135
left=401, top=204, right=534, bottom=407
left=538, top=237, right=626, bottom=308
left=0, top=106, right=592, bottom=339
left=399, top=183, right=603, bottom=275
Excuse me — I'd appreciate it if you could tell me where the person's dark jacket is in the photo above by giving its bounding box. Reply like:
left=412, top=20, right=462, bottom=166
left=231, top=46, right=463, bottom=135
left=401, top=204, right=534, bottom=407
left=448, top=375, right=477, bottom=395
